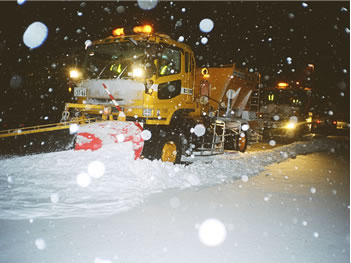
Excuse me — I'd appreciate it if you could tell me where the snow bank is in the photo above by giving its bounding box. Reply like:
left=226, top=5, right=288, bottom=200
left=0, top=137, right=341, bottom=220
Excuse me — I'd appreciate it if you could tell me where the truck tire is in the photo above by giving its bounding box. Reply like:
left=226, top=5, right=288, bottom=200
left=157, top=135, right=182, bottom=163
left=237, top=131, right=248, bottom=152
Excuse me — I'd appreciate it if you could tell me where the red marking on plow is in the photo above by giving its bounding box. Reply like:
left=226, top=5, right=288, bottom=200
left=74, top=132, right=103, bottom=151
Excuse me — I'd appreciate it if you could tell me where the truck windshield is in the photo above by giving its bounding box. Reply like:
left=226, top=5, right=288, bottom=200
left=261, top=89, right=308, bottom=107
left=84, top=41, right=181, bottom=80
left=84, top=41, right=156, bottom=79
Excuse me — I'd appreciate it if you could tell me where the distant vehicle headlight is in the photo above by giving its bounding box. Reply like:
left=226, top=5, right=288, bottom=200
left=285, top=122, right=296, bottom=129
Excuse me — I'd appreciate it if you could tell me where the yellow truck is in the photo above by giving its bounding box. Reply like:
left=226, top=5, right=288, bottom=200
left=1, top=25, right=261, bottom=163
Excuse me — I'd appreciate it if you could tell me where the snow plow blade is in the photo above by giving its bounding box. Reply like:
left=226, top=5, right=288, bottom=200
left=75, top=121, right=144, bottom=160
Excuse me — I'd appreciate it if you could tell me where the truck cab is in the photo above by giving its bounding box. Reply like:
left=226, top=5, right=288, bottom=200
left=65, top=25, right=199, bottom=126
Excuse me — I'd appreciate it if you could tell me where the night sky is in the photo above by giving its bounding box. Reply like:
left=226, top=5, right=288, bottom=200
left=0, top=1, right=349, bottom=128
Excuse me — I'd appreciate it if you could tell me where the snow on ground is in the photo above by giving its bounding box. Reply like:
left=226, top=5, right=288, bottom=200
left=0, top=136, right=344, bottom=220
left=0, top=136, right=349, bottom=263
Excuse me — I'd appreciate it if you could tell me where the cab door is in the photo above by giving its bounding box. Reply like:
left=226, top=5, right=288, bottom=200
left=184, top=51, right=196, bottom=103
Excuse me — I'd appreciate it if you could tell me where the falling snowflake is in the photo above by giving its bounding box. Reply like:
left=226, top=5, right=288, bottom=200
left=35, top=238, right=46, bottom=250
left=178, top=36, right=184, bottom=42
left=69, top=124, right=79, bottom=134
left=269, top=140, right=276, bottom=146
left=201, top=37, right=208, bottom=45
left=23, top=22, right=48, bottom=49
left=17, top=0, right=26, bottom=5
left=199, top=18, right=214, bottom=33
left=310, top=187, right=316, bottom=194
left=141, top=129, right=152, bottom=140
left=50, top=193, right=60, bottom=203
left=198, top=218, right=227, bottom=247
left=193, top=124, right=206, bottom=137
left=76, top=173, right=91, bottom=187
left=241, top=175, right=249, bottom=182
left=88, top=161, right=105, bottom=179
left=137, top=0, right=158, bottom=11
left=242, top=124, right=249, bottom=131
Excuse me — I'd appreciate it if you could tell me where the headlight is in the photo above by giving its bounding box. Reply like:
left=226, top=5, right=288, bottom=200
left=69, top=69, right=81, bottom=79
left=132, top=67, right=144, bottom=78
left=285, top=122, right=296, bottom=129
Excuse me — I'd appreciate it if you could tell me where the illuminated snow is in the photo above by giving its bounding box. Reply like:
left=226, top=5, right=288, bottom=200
left=289, top=116, right=298, bottom=123
left=169, top=197, right=181, bottom=208
left=198, top=218, right=227, bottom=247
left=273, top=115, right=280, bottom=121
left=50, top=193, right=60, bottom=203
left=269, top=140, right=276, bottom=147
left=310, top=187, right=316, bottom=194
left=199, top=18, right=214, bottom=33
left=117, top=134, right=125, bottom=142
left=88, top=161, right=105, bottom=179
left=69, top=124, right=79, bottom=134
left=17, top=0, right=26, bottom=5
left=137, top=0, right=158, bottom=10
left=94, top=257, right=112, bottom=263
left=9, top=74, right=23, bottom=89
left=35, top=238, right=46, bottom=250
left=241, top=175, right=249, bottom=182
left=193, top=124, right=206, bottom=137
left=141, top=130, right=152, bottom=141
left=201, top=37, right=208, bottom=45
left=116, top=6, right=125, bottom=14
left=85, top=40, right=92, bottom=49
left=178, top=36, right=184, bottom=42
left=23, top=22, right=48, bottom=49
left=76, top=173, right=91, bottom=187
left=242, top=124, right=249, bottom=131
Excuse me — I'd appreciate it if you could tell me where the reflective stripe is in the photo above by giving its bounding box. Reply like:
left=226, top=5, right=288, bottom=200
left=160, top=65, right=168, bottom=75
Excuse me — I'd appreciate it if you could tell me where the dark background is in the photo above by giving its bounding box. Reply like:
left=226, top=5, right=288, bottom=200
left=0, top=1, right=349, bottom=129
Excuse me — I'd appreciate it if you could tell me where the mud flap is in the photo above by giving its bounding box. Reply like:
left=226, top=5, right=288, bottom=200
left=74, top=121, right=144, bottom=160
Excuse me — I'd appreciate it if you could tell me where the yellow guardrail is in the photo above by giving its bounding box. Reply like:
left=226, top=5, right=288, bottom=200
left=0, top=118, right=99, bottom=138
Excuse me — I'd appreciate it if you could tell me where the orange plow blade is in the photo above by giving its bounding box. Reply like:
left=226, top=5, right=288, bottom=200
left=74, top=121, right=144, bottom=160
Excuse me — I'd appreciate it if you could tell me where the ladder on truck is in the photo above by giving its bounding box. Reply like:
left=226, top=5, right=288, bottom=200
left=249, top=84, right=260, bottom=113
left=198, top=119, right=226, bottom=156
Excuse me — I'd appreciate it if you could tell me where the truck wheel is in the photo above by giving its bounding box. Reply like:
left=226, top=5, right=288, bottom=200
left=159, top=136, right=182, bottom=163
left=237, top=131, right=248, bottom=152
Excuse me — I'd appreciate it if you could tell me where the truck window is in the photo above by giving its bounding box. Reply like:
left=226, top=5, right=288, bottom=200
left=158, top=47, right=181, bottom=76
left=158, top=80, right=181, bottom=99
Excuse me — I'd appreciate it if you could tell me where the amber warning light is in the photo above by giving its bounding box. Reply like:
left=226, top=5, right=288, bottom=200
left=133, top=25, right=153, bottom=34
left=277, top=82, right=289, bottom=88
left=112, top=28, right=125, bottom=36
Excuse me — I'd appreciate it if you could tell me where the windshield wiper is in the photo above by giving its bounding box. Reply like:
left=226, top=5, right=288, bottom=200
left=128, top=37, right=138, bottom=46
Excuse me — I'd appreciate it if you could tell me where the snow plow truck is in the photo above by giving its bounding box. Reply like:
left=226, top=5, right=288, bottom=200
left=258, top=81, right=313, bottom=140
left=0, top=25, right=261, bottom=163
